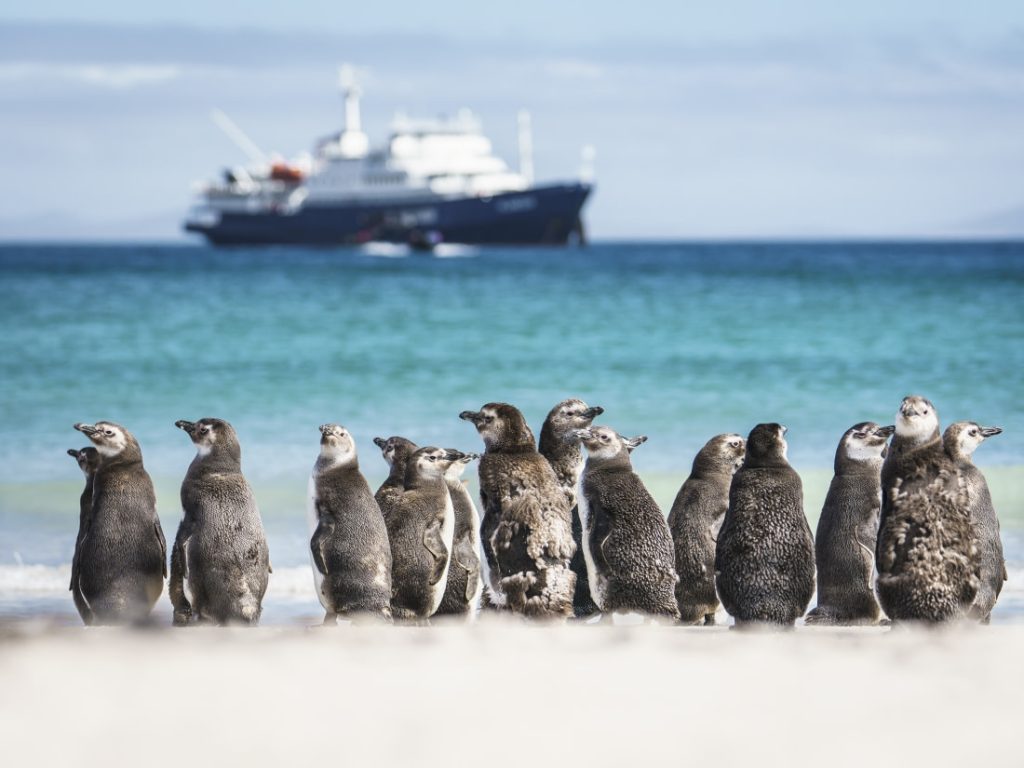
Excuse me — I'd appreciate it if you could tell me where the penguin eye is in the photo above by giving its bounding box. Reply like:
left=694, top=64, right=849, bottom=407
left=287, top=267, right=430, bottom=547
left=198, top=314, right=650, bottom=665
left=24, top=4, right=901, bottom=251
left=970, top=429, right=978, bottom=437
left=103, top=429, right=114, bottom=437
left=200, top=426, right=210, bottom=435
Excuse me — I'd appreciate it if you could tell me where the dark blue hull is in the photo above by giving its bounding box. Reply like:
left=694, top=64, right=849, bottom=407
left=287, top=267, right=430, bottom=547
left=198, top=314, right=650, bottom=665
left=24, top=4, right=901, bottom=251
left=185, top=182, right=592, bottom=246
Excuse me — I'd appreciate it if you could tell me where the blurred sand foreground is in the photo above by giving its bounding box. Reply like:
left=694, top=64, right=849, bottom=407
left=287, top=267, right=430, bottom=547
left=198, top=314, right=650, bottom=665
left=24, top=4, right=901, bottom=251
left=0, top=620, right=1020, bottom=767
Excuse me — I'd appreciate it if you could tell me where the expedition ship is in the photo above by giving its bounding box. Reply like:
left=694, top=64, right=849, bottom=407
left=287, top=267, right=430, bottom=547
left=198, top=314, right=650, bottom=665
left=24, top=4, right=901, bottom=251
left=184, top=67, right=593, bottom=247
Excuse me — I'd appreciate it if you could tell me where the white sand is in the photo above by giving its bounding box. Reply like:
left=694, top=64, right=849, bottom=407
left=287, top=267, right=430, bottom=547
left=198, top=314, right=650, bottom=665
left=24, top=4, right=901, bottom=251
left=0, top=620, right=1020, bottom=767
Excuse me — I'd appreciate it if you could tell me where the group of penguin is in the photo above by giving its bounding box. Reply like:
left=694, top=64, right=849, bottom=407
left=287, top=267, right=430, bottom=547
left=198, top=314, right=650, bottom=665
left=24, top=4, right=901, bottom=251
left=66, top=394, right=1007, bottom=628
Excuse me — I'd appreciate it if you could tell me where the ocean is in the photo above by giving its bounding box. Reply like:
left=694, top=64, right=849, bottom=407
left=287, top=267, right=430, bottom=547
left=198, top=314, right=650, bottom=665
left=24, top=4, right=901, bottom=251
left=1, top=241, right=1021, bottom=624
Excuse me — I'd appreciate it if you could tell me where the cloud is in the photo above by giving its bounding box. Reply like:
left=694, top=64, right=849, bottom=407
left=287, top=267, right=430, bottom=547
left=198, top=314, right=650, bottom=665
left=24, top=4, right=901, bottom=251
left=0, top=62, right=181, bottom=89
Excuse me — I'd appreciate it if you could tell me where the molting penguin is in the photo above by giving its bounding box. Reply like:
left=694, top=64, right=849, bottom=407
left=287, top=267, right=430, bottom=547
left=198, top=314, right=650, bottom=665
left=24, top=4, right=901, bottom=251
left=71, top=422, right=166, bottom=625
left=460, top=403, right=576, bottom=618
left=171, top=418, right=271, bottom=626
left=666, top=434, right=745, bottom=625
left=876, top=396, right=979, bottom=623
left=944, top=421, right=1006, bottom=623
left=715, top=423, right=814, bottom=627
left=805, top=423, right=893, bottom=626
left=434, top=450, right=484, bottom=619
left=538, top=398, right=604, bottom=618
left=373, top=436, right=419, bottom=521
left=385, top=446, right=458, bottom=621
left=67, top=446, right=101, bottom=622
left=308, top=425, right=393, bottom=624
left=575, top=427, right=679, bottom=620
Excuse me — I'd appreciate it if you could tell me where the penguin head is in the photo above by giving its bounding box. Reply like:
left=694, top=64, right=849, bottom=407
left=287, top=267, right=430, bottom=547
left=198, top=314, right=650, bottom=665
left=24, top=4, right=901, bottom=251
left=943, top=421, right=1001, bottom=462
left=318, top=424, right=358, bottom=466
left=692, top=434, right=745, bottom=475
left=175, top=418, right=240, bottom=460
left=67, top=446, right=101, bottom=476
left=743, top=423, right=789, bottom=467
left=73, top=421, right=137, bottom=460
left=460, top=403, right=534, bottom=451
left=895, top=395, right=939, bottom=444
left=408, top=446, right=459, bottom=481
left=838, top=422, right=893, bottom=468
left=546, top=399, right=604, bottom=440
left=573, top=426, right=634, bottom=463
left=442, top=449, right=480, bottom=480
left=373, top=436, right=418, bottom=468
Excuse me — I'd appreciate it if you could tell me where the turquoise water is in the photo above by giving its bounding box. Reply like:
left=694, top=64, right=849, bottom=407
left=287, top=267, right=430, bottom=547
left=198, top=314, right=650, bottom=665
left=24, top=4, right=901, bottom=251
left=1, top=241, right=1022, bottom=621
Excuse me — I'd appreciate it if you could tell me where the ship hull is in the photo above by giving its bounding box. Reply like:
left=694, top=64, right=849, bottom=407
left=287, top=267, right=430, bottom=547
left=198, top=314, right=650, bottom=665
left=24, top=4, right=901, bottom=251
left=185, top=183, right=592, bottom=246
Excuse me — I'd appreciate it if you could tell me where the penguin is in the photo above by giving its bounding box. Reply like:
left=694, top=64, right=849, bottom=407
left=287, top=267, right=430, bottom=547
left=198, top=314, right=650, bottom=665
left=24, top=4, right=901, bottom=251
left=537, top=398, right=604, bottom=618
left=715, top=423, right=814, bottom=627
left=943, top=421, right=1006, bottom=623
left=71, top=422, right=166, bottom=625
left=67, top=446, right=101, bottom=621
left=575, top=426, right=680, bottom=620
left=385, top=446, right=458, bottom=621
left=373, top=436, right=419, bottom=520
left=460, top=403, right=576, bottom=618
left=171, top=418, right=271, bottom=626
left=308, top=424, right=393, bottom=624
left=876, top=396, right=979, bottom=623
left=805, top=422, right=893, bottom=626
left=434, top=450, right=484, bottom=619
left=666, top=433, right=746, bottom=625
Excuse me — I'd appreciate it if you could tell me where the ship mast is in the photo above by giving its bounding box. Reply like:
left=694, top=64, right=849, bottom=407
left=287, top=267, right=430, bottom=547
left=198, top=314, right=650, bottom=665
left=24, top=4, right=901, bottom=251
left=336, top=64, right=369, bottom=159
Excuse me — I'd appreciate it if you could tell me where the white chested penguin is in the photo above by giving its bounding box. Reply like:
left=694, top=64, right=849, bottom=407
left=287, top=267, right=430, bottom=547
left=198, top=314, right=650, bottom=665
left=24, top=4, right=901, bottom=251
left=876, top=396, right=979, bottom=623
left=460, top=403, right=576, bottom=618
left=373, top=436, right=418, bottom=521
left=538, top=398, right=604, bottom=618
left=71, top=422, right=166, bottom=625
left=806, top=423, right=893, bottom=626
left=944, top=421, right=1006, bottom=623
left=575, top=427, right=679, bottom=620
left=386, top=446, right=458, bottom=621
left=667, top=434, right=745, bottom=625
left=67, top=446, right=101, bottom=622
left=434, top=450, right=484, bottom=619
left=715, top=424, right=814, bottom=627
left=171, top=418, right=271, bottom=626
left=308, top=425, right=393, bottom=624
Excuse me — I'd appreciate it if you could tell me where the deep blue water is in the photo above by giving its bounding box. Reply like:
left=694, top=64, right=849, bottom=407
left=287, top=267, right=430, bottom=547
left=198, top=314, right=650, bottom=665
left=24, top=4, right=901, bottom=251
left=2, top=241, right=1021, bottom=480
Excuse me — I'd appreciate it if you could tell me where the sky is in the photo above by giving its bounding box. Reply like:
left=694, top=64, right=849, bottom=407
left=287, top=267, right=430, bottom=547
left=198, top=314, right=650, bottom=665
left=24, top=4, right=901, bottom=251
left=2, top=2, right=1023, bottom=240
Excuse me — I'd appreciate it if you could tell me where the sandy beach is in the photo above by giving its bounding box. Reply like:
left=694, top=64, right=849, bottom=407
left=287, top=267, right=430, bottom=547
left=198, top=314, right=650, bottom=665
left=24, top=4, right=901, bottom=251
left=0, top=620, right=1021, bottom=767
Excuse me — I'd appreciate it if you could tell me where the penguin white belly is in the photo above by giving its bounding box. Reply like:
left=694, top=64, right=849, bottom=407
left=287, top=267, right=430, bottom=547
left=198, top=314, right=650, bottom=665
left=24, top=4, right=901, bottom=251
left=427, top=493, right=456, bottom=616
left=306, top=475, right=330, bottom=612
left=577, top=481, right=607, bottom=610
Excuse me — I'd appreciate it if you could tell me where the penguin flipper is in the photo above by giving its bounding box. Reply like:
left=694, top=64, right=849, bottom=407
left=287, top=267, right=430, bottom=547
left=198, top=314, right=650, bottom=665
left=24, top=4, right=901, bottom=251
left=169, top=531, right=193, bottom=623
left=155, top=520, right=168, bottom=579
left=453, top=533, right=480, bottom=602
left=423, top=518, right=450, bottom=587
left=310, top=521, right=331, bottom=576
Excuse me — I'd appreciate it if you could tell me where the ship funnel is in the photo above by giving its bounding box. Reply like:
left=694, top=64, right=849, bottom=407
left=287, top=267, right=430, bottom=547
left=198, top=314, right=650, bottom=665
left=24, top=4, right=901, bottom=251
left=517, top=110, right=534, bottom=186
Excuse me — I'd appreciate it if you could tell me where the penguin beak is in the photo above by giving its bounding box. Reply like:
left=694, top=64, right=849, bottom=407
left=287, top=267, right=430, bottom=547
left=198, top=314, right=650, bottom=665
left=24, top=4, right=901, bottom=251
left=877, top=425, right=896, bottom=439
left=981, top=426, right=1003, bottom=438
left=624, top=435, right=648, bottom=452
left=74, top=423, right=98, bottom=436
left=460, top=452, right=481, bottom=463
left=373, top=437, right=387, bottom=449
left=571, top=428, right=594, bottom=442
left=175, top=420, right=196, bottom=435
left=318, top=424, right=330, bottom=435
left=459, top=410, right=483, bottom=424
left=445, top=449, right=465, bottom=462
left=583, top=406, right=604, bottom=420
left=67, top=449, right=79, bottom=458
